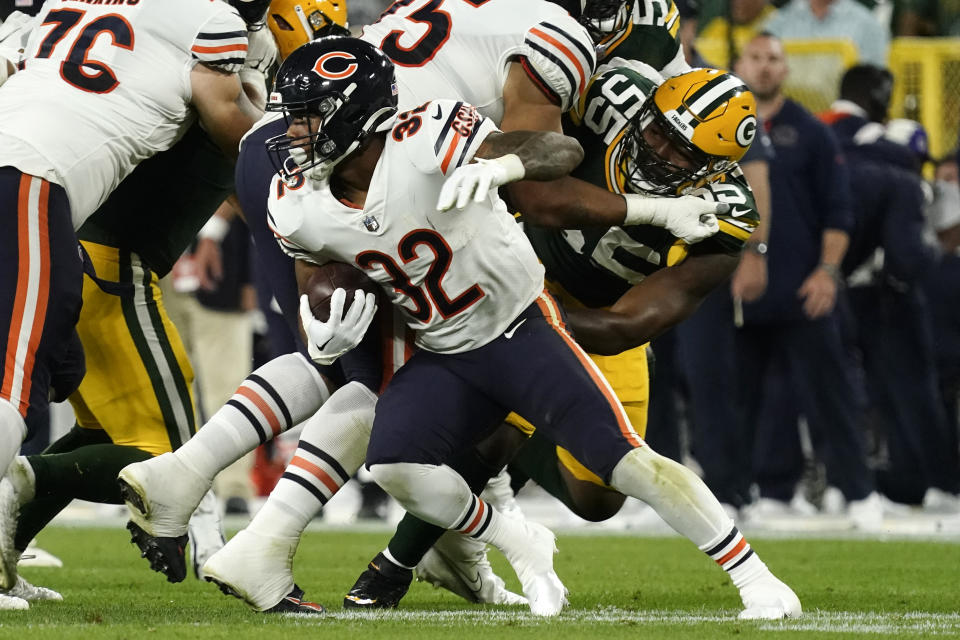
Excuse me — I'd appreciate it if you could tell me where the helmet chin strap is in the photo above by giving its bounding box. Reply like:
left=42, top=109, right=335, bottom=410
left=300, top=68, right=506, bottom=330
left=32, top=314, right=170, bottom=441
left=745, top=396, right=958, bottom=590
left=297, top=104, right=398, bottom=183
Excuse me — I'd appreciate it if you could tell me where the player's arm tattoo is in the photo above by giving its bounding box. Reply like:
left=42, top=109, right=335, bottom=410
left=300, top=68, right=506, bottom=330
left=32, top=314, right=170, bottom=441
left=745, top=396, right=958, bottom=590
left=474, top=130, right=584, bottom=181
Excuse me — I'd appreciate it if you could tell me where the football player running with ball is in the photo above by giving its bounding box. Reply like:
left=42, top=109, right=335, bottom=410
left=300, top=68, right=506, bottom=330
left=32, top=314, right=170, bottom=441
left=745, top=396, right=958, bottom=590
left=251, top=37, right=799, bottom=619
left=116, top=0, right=720, bottom=611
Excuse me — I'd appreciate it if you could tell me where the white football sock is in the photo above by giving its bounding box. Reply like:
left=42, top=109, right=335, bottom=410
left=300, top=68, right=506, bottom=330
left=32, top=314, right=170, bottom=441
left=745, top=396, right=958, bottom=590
left=0, top=400, right=26, bottom=477
left=610, top=446, right=733, bottom=545
left=610, top=447, right=771, bottom=584
left=247, top=381, right=376, bottom=539
left=175, top=353, right=331, bottom=482
left=369, top=462, right=526, bottom=555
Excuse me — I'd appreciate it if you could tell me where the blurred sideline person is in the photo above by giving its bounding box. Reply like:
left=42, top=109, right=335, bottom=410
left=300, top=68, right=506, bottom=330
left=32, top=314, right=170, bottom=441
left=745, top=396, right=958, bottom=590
left=0, top=0, right=266, bottom=607
left=729, top=33, right=881, bottom=527
left=764, top=0, right=890, bottom=66
left=818, top=66, right=960, bottom=509
left=834, top=117, right=959, bottom=509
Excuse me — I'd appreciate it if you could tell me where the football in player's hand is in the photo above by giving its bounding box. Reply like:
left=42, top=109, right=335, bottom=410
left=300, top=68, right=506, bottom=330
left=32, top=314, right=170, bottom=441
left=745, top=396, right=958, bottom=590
left=304, top=261, right=379, bottom=323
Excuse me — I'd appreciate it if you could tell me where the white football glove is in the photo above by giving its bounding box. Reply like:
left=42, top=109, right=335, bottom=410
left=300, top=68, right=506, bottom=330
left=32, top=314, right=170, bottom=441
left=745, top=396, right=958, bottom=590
left=0, top=10, right=35, bottom=85
left=623, top=194, right=728, bottom=244
left=299, top=289, right=377, bottom=365
left=437, top=154, right=526, bottom=211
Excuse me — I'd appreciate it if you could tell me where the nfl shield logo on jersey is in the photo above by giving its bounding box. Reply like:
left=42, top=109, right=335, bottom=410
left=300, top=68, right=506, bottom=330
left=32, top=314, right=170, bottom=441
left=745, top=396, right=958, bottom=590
left=363, top=215, right=380, bottom=232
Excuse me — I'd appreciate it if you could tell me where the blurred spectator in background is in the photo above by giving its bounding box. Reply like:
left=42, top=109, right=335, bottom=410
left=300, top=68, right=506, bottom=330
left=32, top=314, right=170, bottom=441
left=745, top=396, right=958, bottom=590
left=733, top=33, right=881, bottom=527
left=820, top=64, right=894, bottom=131
left=893, top=0, right=960, bottom=36
left=697, top=0, right=777, bottom=67
left=765, top=0, right=890, bottom=65
left=923, top=154, right=960, bottom=514
left=831, top=108, right=959, bottom=510
left=927, top=155, right=960, bottom=254
left=675, top=0, right=709, bottom=66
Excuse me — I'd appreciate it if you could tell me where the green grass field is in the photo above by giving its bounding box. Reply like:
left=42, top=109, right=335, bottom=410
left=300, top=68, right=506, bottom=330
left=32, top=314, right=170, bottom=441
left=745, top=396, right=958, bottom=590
left=3, top=527, right=959, bottom=639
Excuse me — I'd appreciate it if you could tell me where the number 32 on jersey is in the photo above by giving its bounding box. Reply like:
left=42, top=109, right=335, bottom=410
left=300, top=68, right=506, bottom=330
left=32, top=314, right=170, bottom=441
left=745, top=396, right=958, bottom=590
left=357, top=228, right=485, bottom=324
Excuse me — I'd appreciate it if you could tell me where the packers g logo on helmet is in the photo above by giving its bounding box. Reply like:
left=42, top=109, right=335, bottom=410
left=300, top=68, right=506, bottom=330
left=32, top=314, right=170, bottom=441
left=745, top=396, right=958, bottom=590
left=620, top=68, right=757, bottom=195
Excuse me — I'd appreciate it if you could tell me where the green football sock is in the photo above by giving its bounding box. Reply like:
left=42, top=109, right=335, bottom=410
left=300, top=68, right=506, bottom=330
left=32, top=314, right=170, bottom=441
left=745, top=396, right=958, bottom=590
left=507, top=430, right=578, bottom=513
left=42, top=423, right=114, bottom=454
left=15, top=442, right=152, bottom=551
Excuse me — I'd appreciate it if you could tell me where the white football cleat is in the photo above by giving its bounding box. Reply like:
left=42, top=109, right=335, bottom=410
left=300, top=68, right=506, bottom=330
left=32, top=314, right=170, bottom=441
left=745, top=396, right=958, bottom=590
left=19, top=540, right=63, bottom=568
left=738, top=573, right=802, bottom=620
left=501, top=521, right=567, bottom=617
left=201, top=529, right=298, bottom=612
left=5, top=575, right=62, bottom=602
left=187, top=490, right=225, bottom=579
left=0, top=479, right=21, bottom=591
left=118, top=453, right=211, bottom=538
left=416, top=531, right=526, bottom=605
left=0, top=591, right=27, bottom=610
left=479, top=469, right=524, bottom=521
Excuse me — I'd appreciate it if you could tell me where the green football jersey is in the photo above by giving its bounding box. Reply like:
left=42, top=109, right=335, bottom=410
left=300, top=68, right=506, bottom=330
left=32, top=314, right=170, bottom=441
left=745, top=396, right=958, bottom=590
left=78, top=123, right=235, bottom=277
left=526, top=65, right=758, bottom=308
left=598, top=0, right=683, bottom=72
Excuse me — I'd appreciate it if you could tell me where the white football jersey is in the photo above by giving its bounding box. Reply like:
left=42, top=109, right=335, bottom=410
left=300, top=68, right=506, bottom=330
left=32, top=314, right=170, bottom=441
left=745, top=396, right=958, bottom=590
left=269, top=100, right=545, bottom=354
left=360, top=0, right=596, bottom=123
left=0, top=0, right=248, bottom=228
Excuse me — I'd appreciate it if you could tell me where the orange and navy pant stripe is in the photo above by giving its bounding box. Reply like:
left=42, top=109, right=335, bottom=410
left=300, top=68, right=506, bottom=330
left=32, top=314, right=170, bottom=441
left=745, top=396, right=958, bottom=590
left=534, top=291, right=645, bottom=451
left=0, top=168, right=83, bottom=427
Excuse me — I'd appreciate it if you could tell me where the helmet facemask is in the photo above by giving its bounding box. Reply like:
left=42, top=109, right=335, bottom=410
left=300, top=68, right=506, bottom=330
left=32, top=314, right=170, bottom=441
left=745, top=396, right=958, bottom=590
left=265, top=83, right=395, bottom=182
left=619, top=99, right=728, bottom=196
left=264, top=37, right=399, bottom=183
left=580, top=0, right=633, bottom=43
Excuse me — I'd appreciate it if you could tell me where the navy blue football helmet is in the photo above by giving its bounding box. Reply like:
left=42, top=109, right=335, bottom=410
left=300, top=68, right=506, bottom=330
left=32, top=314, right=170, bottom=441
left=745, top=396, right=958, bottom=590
left=265, top=37, right=398, bottom=180
left=547, top=0, right=635, bottom=43
left=580, top=0, right=634, bottom=42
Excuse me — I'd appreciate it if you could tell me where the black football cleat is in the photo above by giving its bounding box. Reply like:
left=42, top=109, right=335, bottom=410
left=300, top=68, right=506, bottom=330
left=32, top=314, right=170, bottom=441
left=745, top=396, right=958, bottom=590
left=126, top=521, right=188, bottom=583
left=264, top=585, right=326, bottom=614
left=343, top=552, right=412, bottom=609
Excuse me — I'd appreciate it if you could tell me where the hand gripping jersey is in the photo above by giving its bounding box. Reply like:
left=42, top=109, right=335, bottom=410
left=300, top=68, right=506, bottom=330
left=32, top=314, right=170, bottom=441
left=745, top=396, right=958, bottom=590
left=360, top=0, right=596, bottom=122
left=0, top=0, right=248, bottom=228
left=526, top=64, right=759, bottom=308
left=269, top=100, right=546, bottom=354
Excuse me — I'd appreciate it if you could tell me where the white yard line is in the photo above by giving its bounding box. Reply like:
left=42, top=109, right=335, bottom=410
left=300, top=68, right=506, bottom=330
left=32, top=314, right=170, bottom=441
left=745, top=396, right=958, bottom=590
left=311, top=608, right=960, bottom=634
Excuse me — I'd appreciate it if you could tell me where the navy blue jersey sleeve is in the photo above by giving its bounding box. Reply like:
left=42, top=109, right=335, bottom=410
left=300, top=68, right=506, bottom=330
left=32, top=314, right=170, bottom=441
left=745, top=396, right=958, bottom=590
left=812, top=123, right=854, bottom=234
